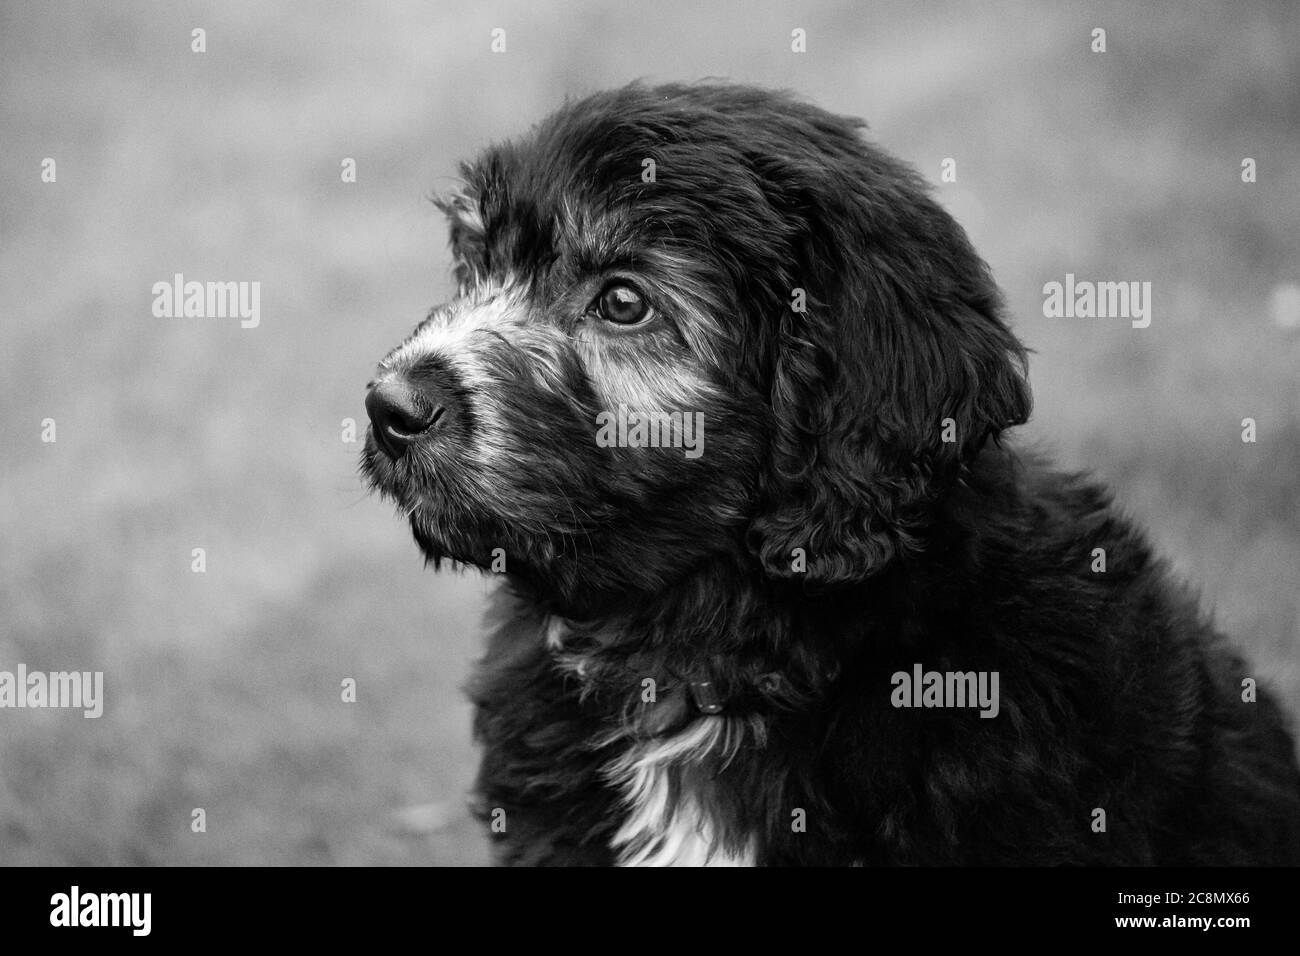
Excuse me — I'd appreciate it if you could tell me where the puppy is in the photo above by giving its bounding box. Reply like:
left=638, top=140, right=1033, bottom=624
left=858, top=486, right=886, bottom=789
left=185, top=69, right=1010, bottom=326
left=362, top=82, right=1300, bottom=865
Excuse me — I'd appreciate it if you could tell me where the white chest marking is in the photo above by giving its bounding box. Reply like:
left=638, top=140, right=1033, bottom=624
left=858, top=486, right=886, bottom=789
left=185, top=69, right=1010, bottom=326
left=543, top=616, right=758, bottom=866
left=605, top=718, right=756, bottom=867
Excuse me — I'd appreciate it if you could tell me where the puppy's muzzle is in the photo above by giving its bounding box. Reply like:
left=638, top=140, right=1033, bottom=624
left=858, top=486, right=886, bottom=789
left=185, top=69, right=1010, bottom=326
left=365, top=372, right=455, bottom=459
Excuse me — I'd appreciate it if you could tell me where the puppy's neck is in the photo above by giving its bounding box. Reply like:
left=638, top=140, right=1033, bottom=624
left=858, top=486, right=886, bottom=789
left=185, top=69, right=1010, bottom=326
left=521, top=558, right=842, bottom=725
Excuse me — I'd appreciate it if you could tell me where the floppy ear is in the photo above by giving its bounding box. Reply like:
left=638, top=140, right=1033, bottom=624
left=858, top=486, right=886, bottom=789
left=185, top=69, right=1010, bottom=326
left=432, top=185, right=488, bottom=294
left=747, top=154, right=1031, bottom=585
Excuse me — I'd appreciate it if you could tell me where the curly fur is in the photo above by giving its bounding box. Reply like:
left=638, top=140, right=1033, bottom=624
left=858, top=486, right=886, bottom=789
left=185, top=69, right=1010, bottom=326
left=362, top=82, right=1300, bottom=865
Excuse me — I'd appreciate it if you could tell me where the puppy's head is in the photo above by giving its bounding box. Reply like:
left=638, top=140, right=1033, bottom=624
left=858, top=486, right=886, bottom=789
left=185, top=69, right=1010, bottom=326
left=362, top=83, right=1030, bottom=607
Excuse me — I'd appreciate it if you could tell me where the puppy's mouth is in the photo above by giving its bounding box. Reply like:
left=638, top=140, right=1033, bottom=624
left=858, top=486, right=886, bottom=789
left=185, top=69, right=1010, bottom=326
left=361, top=435, right=487, bottom=568
left=362, top=439, right=571, bottom=575
left=359, top=367, right=466, bottom=556
left=358, top=366, right=601, bottom=572
left=358, top=360, right=479, bottom=512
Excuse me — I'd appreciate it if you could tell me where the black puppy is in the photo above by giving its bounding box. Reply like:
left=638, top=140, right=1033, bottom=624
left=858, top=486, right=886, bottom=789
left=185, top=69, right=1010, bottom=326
left=362, top=82, right=1300, bottom=865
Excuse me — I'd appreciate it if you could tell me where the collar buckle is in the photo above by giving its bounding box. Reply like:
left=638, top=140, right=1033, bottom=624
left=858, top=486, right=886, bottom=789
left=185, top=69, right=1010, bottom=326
left=688, top=680, right=724, bottom=715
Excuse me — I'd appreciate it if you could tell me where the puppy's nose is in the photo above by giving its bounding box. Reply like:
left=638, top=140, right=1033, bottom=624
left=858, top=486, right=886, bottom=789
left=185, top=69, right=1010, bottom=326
left=365, top=378, right=444, bottom=458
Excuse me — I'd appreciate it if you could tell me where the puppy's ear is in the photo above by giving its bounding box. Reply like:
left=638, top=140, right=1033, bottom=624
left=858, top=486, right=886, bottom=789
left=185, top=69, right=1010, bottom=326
left=747, top=153, right=1031, bottom=585
left=433, top=183, right=487, bottom=292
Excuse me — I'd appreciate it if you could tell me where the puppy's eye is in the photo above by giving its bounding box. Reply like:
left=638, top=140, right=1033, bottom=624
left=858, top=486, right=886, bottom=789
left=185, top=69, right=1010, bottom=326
left=596, top=283, right=650, bottom=325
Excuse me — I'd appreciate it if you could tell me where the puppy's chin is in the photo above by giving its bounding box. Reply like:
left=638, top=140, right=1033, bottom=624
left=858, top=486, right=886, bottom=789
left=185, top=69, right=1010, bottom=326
left=408, top=516, right=490, bottom=570
left=363, top=441, right=545, bottom=563
left=406, top=509, right=558, bottom=573
left=360, top=432, right=465, bottom=515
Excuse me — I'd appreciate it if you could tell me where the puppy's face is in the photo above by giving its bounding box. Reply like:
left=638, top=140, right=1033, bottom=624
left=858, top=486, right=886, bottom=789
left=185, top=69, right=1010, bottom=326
left=362, top=84, right=1031, bottom=606
left=362, top=92, right=777, bottom=603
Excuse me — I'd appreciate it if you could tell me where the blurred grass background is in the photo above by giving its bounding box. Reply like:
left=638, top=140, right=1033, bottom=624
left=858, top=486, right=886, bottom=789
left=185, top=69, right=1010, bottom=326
left=0, top=0, right=1297, bottom=865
